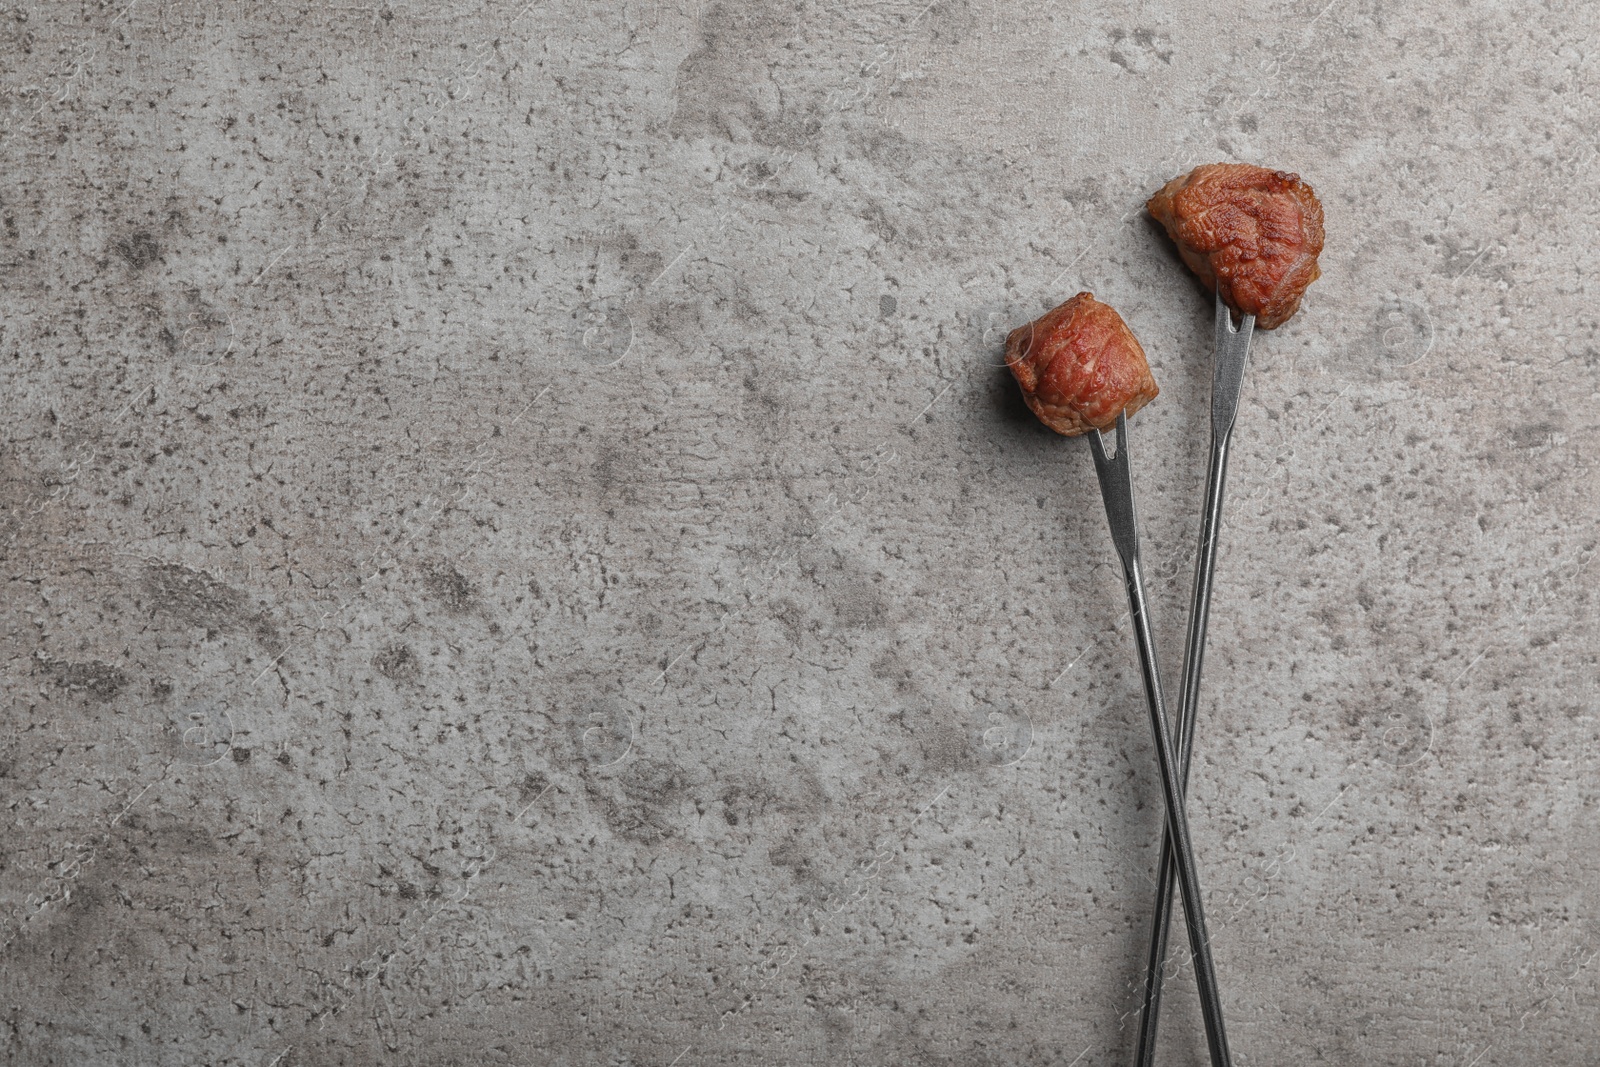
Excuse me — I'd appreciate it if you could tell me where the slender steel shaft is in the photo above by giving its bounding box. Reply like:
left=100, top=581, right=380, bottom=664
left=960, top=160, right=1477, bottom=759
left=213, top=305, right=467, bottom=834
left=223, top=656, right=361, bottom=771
left=1089, top=414, right=1232, bottom=1067
left=1133, top=295, right=1254, bottom=1067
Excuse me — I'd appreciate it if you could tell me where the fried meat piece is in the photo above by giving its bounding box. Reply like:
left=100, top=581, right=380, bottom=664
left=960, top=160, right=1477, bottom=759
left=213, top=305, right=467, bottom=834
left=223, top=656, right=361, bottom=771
left=1147, top=163, right=1324, bottom=329
left=1005, top=292, right=1158, bottom=436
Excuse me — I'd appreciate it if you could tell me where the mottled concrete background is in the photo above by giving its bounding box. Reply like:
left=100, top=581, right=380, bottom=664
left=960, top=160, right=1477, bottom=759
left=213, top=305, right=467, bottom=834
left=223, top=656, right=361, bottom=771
left=2, top=0, right=1597, bottom=1064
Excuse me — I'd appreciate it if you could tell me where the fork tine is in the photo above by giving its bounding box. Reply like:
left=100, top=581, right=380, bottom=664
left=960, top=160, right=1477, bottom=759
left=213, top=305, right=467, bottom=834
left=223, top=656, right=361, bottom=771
left=1215, top=287, right=1236, bottom=341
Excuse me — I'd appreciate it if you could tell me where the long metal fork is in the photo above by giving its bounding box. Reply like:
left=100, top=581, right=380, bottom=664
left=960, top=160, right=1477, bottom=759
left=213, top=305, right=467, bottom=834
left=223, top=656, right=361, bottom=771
left=1088, top=412, right=1232, bottom=1067
left=1132, top=293, right=1255, bottom=1066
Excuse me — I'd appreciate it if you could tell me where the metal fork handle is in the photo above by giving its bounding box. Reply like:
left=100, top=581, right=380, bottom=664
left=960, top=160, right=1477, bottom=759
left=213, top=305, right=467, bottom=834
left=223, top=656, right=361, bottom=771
left=1089, top=414, right=1233, bottom=1067
left=1133, top=294, right=1254, bottom=1067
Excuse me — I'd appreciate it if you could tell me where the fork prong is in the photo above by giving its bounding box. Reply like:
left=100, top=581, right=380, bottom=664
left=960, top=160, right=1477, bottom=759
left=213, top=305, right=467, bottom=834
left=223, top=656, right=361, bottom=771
left=1215, top=287, right=1236, bottom=342
left=1213, top=290, right=1257, bottom=342
left=1087, top=421, right=1108, bottom=465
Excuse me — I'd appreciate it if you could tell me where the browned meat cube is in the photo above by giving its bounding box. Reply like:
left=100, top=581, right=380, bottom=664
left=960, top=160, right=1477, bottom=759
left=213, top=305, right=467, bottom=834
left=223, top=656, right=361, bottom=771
left=1147, top=163, right=1324, bottom=329
left=1005, top=292, right=1159, bottom=436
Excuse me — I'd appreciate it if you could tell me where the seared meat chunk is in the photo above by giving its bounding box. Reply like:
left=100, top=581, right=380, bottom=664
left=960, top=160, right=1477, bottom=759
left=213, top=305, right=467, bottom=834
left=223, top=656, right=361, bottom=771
left=1005, top=292, right=1158, bottom=436
left=1147, top=163, right=1324, bottom=329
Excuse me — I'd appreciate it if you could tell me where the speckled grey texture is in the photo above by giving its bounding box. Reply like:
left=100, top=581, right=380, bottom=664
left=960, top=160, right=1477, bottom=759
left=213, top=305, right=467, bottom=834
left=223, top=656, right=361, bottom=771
left=2, top=1, right=1597, bottom=1064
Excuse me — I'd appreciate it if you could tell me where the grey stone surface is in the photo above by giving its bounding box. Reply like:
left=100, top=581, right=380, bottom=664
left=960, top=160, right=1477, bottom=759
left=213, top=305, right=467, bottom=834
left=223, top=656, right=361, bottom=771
left=2, top=0, right=1598, bottom=1063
